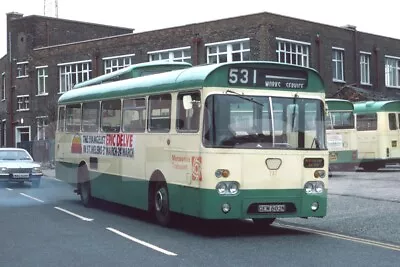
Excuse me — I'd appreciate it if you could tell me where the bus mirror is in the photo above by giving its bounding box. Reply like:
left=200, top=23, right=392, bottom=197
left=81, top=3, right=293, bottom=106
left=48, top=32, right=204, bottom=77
left=183, top=95, right=193, bottom=110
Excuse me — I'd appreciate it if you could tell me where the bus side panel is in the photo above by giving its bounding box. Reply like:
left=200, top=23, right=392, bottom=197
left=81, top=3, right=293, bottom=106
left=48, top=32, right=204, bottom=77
left=90, top=171, right=148, bottom=211
left=55, top=161, right=78, bottom=185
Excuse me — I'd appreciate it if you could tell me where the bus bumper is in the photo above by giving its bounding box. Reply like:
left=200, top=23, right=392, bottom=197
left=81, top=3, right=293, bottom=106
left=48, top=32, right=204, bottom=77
left=194, top=188, right=327, bottom=220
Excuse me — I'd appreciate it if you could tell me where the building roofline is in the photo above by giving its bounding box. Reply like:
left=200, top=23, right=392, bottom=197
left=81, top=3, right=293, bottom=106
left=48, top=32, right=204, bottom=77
left=10, top=14, right=134, bottom=32
left=32, top=10, right=400, bottom=52
left=33, top=32, right=136, bottom=51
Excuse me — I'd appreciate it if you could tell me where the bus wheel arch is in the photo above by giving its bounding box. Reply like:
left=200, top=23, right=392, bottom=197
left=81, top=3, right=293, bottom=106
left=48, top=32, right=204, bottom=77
left=77, top=161, right=94, bottom=207
left=148, top=170, right=172, bottom=227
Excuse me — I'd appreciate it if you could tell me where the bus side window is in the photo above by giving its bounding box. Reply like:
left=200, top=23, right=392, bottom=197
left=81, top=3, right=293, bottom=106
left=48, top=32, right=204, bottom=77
left=82, top=102, right=100, bottom=132
left=58, top=106, right=66, bottom=132
left=388, top=113, right=397, bottom=130
left=101, top=99, right=121, bottom=133
left=122, top=98, right=146, bottom=133
left=176, top=91, right=200, bottom=132
left=148, top=94, right=171, bottom=132
left=65, top=104, right=81, bottom=133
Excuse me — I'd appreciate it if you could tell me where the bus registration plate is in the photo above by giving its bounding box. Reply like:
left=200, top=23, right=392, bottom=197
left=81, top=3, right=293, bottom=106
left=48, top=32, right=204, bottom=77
left=258, top=204, right=286, bottom=213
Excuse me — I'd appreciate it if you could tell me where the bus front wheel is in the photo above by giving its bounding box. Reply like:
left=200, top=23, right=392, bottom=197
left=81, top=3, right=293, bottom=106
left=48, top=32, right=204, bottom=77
left=153, top=182, right=172, bottom=227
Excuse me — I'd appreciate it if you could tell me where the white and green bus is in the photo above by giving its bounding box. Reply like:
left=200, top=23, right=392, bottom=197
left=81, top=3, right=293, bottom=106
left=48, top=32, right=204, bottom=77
left=55, top=61, right=328, bottom=227
left=354, top=100, right=400, bottom=171
left=325, top=99, right=359, bottom=172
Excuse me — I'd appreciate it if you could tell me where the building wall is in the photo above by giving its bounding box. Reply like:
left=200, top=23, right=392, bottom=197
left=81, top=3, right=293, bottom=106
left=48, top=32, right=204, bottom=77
left=2, top=11, right=400, bottom=147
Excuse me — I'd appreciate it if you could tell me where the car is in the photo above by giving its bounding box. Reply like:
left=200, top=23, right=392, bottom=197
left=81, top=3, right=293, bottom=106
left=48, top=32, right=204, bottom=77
left=0, top=148, right=43, bottom=187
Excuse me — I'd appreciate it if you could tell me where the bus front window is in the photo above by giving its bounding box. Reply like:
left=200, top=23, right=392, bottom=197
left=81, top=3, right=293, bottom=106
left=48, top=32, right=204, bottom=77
left=203, top=94, right=326, bottom=150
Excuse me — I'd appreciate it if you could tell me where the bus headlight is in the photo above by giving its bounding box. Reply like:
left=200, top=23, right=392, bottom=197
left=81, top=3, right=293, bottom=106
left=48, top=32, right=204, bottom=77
left=315, top=182, right=324, bottom=193
left=216, top=182, right=227, bottom=194
left=304, top=182, right=314, bottom=194
left=304, top=181, right=325, bottom=194
left=216, top=181, right=240, bottom=195
left=228, top=182, right=239, bottom=194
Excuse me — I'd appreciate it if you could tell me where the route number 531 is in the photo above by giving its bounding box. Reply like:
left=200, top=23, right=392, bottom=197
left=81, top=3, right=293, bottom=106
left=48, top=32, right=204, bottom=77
left=228, top=68, right=254, bottom=85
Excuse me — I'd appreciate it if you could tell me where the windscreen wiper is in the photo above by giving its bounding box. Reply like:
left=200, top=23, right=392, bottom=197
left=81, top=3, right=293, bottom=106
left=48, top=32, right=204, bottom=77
left=225, top=90, right=263, bottom=106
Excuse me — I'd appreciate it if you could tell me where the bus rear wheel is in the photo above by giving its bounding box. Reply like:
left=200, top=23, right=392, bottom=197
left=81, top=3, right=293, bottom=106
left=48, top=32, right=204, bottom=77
left=253, top=218, right=276, bottom=226
left=153, top=182, right=172, bottom=227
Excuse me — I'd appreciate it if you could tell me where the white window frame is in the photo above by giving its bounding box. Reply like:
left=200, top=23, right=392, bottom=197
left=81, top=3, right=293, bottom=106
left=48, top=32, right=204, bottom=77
left=36, top=65, right=48, bottom=95
left=36, top=116, right=48, bottom=140
left=275, top=37, right=310, bottom=67
left=360, top=52, right=371, bottom=85
left=148, top=46, right=191, bottom=63
left=16, top=94, right=29, bottom=111
left=385, top=55, right=400, bottom=88
left=58, top=60, right=92, bottom=93
left=1, top=72, right=5, bottom=100
left=205, top=38, right=250, bottom=64
left=332, top=47, right=345, bottom=82
left=103, top=53, right=135, bottom=74
left=16, top=61, right=29, bottom=78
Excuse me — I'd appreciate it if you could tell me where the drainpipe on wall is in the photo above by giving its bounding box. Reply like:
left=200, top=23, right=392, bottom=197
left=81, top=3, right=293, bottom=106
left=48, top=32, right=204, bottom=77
left=315, top=33, right=321, bottom=72
left=353, top=28, right=358, bottom=86
left=8, top=32, right=15, bottom=147
left=373, top=45, right=380, bottom=92
left=192, top=34, right=201, bottom=66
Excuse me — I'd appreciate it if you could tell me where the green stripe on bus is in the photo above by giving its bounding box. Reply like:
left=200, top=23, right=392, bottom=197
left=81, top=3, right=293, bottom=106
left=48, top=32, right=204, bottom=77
left=56, top=161, right=327, bottom=220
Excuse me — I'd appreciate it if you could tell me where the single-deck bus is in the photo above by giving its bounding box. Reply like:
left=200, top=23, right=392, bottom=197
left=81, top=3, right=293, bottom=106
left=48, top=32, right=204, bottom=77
left=325, top=99, right=359, bottom=172
left=55, top=61, right=328, bottom=227
left=73, top=61, right=192, bottom=89
left=353, top=100, right=400, bottom=171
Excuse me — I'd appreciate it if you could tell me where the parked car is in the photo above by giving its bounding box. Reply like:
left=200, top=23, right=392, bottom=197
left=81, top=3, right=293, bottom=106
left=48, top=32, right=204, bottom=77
left=0, top=148, right=43, bottom=187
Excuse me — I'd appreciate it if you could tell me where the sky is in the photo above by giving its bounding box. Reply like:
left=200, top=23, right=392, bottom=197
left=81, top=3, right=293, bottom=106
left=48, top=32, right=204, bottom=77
left=1, top=0, right=400, bottom=56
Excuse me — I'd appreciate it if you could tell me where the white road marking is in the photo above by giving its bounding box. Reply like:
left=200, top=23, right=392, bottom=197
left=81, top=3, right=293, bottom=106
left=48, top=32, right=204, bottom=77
left=106, top=227, right=177, bottom=256
left=276, top=223, right=400, bottom=252
left=19, top=193, right=45, bottom=203
left=54, top=207, right=94, bottom=222
left=43, top=176, right=62, bottom=182
left=6, top=188, right=13, bottom=191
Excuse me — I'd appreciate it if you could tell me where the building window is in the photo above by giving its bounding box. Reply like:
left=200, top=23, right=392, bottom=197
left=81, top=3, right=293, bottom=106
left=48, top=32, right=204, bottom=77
left=36, top=116, right=48, bottom=140
left=37, top=66, right=48, bottom=95
left=17, top=95, right=29, bottom=111
left=58, top=60, right=92, bottom=93
left=16, top=61, right=29, bottom=78
left=276, top=38, right=310, bottom=67
left=103, top=54, right=135, bottom=74
left=1, top=72, right=5, bottom=100
left=332, top=48, right=345, bottom=82
left=148, top=47, right=191, bottom=63
left=360, top=52, right=371, bottom=85
left=206, top=38, right=250, bottom=64
left=385, top=56, right=400, bottom=88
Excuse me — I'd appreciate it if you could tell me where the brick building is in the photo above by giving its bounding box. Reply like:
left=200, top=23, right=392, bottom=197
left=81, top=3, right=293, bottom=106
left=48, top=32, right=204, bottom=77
left=1, top=11, right=400, bottom=149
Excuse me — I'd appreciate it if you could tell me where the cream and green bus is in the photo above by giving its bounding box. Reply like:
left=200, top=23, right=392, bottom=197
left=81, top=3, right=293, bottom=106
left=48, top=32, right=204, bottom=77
left=325, top=99, right=359, bottom=172
left=354, top=100, right=400, bottom=171
left=55, top=61, right=328, bottom=227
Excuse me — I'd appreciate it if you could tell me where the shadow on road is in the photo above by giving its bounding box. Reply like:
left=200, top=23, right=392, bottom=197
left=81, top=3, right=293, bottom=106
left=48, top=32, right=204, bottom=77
left=60, top=198, right=310, bottom=238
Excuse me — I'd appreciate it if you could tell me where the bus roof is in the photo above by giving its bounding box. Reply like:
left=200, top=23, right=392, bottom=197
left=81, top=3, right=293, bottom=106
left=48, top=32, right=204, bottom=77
left=353, top=100, right=400, bottom=114
left=58, top=61, right=325, bottom=105
left=73, top=61, right=192, bottom=89
left=326, top=99, right=354, bottom=111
